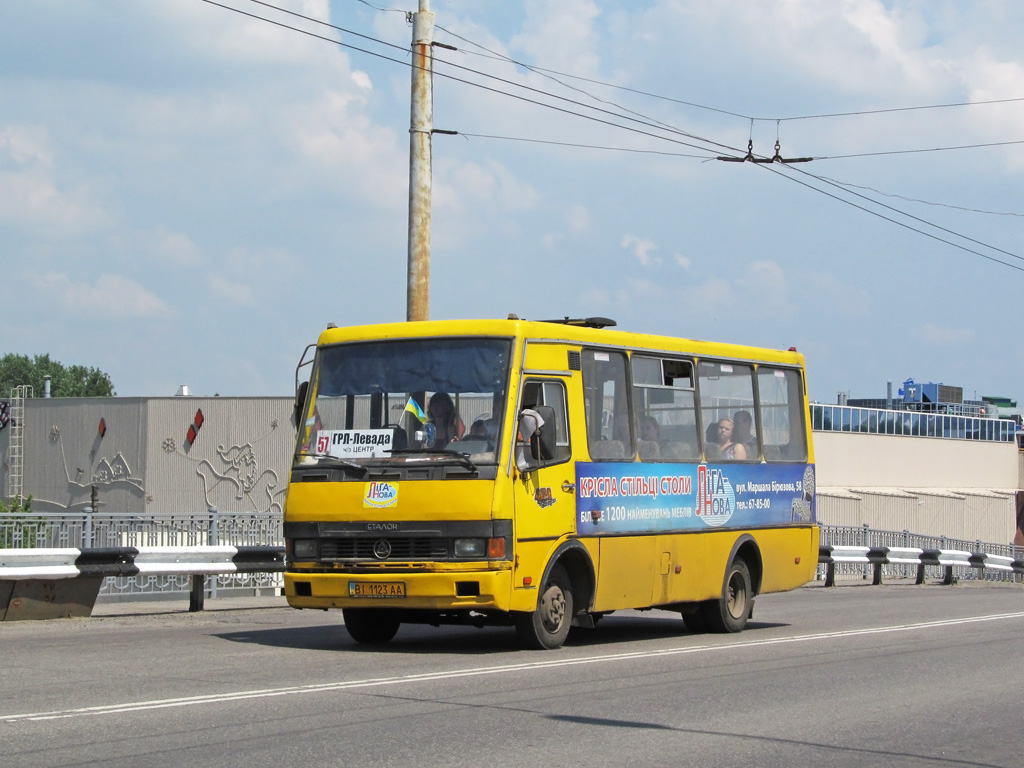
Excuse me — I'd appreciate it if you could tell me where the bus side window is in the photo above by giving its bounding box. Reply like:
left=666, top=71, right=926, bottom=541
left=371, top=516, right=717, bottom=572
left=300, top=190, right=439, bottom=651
left=698, top=360, right=756, bottom=461
left=757, top=367, right=807, bottom=461
left=631, top=355, right=697, bottom=462
left=519, top=379, right=571, bottom=465
left=582, top=350, right=633, bottom=461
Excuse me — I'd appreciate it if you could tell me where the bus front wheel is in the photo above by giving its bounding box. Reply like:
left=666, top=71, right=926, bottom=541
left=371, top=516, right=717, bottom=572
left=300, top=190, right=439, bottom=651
left=343, top=608, right=401, bottom=645
left=702, top=559, right=752, bottom=633
left=516, top=565, right=573, bottom=650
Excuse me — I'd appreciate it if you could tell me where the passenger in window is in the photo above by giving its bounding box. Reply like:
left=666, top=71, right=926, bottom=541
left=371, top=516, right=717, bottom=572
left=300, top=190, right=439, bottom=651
left=613, top=412, right=632, bottom=446
left=716, top=418, right=747, bottom=460
left=733, top=410, right=756, bottom=455
left=469, top=394, right=502, bottom=441
left=469, top=416, right=496, bottom=439
left=427, top=392, right=465, bottom=449
left=639, top=415, right=661, bottom=444
left=638, top=415, right=661, bottom=459
left=705, top=421, right=719, bottom=447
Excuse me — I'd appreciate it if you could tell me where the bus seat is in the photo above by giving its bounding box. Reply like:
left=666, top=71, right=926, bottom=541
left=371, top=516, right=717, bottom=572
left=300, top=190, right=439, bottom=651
left=638, top=440, right=660, bottom=459
left=704, top=443, right=722, bottom=460
left=763, top=445, right=782, bottom=461
left=661, top=442, right=695, bottom=460
left=590, top=440, right=625, bottom=459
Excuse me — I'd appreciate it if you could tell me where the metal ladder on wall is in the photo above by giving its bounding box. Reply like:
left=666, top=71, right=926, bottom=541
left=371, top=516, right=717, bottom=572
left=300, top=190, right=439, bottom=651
left=7, top=385, right=31, bottom=503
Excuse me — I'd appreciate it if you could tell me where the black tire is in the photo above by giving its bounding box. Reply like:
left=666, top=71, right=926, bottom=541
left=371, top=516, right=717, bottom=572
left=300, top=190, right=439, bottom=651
left=682, top=607, right=708, bottom=633
left=515, top=565, right=573, bottom=650
left=343, top=608, right=401, bottom=645
left=702, top=559, right=752, bottom=633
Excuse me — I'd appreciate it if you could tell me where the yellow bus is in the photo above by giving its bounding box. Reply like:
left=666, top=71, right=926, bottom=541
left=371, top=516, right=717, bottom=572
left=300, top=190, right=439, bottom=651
left=284, top=316, right=818, bottom=649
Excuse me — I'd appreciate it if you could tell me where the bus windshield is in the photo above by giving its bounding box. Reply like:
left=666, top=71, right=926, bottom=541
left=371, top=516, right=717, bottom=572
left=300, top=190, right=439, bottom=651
left=297, top=337, right=512, bottom=466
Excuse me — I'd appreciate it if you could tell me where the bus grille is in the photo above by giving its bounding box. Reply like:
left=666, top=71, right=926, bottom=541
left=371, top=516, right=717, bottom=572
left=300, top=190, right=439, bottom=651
left=320, top=537, right=449, bottom=560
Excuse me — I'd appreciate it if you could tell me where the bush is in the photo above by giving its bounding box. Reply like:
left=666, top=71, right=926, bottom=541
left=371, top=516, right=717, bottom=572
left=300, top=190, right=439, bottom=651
left=0, top=495, right=42, bottom=548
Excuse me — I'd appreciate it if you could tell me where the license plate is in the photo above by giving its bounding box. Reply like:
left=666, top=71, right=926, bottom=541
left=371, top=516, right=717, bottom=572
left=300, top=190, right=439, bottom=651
left=348, top=581, right=406, bottom=598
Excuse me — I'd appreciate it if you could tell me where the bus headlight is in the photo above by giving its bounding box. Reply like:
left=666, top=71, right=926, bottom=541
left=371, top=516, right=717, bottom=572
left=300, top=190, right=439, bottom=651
left=292, top=539, right=318, bottom=559
left=454, top=538, right=486, bottom=558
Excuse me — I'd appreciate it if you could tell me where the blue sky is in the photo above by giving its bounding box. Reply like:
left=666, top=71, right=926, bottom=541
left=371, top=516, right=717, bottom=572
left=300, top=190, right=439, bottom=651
left=1, top=0, right=1022, bottom=404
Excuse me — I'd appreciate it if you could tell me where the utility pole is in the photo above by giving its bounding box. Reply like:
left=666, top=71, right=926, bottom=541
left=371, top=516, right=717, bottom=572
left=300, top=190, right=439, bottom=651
left=406, top=0, right=434, bottom=322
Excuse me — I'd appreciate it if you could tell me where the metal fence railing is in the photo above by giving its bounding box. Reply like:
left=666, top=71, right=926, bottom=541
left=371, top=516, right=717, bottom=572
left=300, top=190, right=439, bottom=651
left=2, top=513, right=1019, bottom=599
left=818, top=523, right=1022, bottom=584
left=0, top=511, right=282, bottom=600
left=810, top=403, right=1018, bottom=442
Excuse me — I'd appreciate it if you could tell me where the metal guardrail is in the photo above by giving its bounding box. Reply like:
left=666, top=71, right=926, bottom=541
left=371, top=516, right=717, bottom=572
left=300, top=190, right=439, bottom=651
left=817, top=523, right=1023, bottom=585
left=0, top=511, right=282, bottom=599
left=1, top=515, right=1020, bottom=610
left=0, top=545, right=285, bottom=615
left=818, top=544, right=1023, bottom=587
left=810, top=403, right=1018, bottom=442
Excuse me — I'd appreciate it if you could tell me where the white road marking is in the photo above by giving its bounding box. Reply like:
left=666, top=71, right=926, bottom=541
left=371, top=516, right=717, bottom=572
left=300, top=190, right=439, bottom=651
left=4, top=611, right=1023, bottom=724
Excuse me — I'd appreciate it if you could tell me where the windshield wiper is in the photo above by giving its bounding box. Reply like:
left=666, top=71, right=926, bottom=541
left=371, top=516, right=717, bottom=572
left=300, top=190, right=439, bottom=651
left=389, top=448, right=478, bottom=473
left=296, top=455, right=368, bottom=478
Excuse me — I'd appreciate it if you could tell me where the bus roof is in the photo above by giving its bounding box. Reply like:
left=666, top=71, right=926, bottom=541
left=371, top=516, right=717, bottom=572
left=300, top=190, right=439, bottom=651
left=316, top=317, right=806, bottom=368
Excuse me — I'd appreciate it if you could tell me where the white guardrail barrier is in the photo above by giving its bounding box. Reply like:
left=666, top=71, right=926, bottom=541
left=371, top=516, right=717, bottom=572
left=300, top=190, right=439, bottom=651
left=0, top=543, right=1020, bottom=620
left=817, top=544, right=1024, bottom=587
left=0, top=546, right=284, bottom=619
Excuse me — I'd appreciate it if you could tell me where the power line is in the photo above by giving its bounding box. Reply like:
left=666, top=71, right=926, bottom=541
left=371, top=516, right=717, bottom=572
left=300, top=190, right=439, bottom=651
left=814, top=139, right=1024, bottom=160
left=434, top=24, right=1024, bottom=125
left=204, top=0, right=746, bottom=159
left=773, top=97, right=1024, bottom=123
left=763, top=163, right=1024, bottom=271
left=205, top=0, right=1022, bottom=274
left=456, top=132, right=715, bottom=159
left=433, top=23, right=691, bottom=138
left=814, top=177, right=1024, bottom=218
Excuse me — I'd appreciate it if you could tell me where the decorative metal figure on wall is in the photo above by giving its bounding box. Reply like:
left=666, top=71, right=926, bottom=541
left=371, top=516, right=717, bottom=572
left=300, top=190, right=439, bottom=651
left=196, top=442, right=282, bottom=516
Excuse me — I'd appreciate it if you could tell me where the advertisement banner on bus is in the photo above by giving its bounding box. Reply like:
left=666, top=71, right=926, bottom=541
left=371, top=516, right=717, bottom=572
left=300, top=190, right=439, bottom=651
left=575, top=462, right=814, bottom=534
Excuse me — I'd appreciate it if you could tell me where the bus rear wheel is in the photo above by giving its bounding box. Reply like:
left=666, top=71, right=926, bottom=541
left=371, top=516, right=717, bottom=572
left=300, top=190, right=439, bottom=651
left=516, top=565, right=573, bottom=650
left=702, top=559, right=752, bottom=633
left=343, top=608, right=401, bottom=645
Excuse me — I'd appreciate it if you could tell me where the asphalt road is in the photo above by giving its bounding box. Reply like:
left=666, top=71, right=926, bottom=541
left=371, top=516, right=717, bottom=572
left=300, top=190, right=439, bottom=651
left=2, top=582, right=1023, bottom=768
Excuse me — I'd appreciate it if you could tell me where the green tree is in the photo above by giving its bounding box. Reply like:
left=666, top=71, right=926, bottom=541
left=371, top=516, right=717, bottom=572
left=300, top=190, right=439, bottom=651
left=0, top=354, right=116, bottom=397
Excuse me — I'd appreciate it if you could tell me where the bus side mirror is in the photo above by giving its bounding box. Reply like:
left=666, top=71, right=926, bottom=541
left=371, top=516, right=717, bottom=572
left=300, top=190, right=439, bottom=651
left=518, top=405, right=556, bottom=469
left=531, top=405, right=557, bottom=461
left=292, top=380, right=309, bottom=429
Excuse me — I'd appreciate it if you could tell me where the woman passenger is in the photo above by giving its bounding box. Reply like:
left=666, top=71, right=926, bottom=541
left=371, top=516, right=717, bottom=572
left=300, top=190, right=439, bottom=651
left=716, top=418, right=747, bottom=460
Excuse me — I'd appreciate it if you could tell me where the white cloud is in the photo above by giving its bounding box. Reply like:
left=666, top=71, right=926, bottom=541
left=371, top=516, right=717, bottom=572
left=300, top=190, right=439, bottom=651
left=292, top=91, right=405, bottom=208
left=621, top=234, right=660, bottom=266
left=436, top=159, right=541, bottom=216
left=806, top=272, right=873, bottom=317
left=511, top=0, right=602, bottom=76
left=0, top=170, right=107, bottom=236
left=209, top=275, right=255, bottom=307
left=32, top=273, right=170, bottom=318
left=148, top=229, right=203, bottom=267
left=674, top=253, right=692, bottom=269
left=568, top=205, right=589, bottom=232
left=745, top=260, right=793, bottom=320
left=0, top=125, right=52, bottom=166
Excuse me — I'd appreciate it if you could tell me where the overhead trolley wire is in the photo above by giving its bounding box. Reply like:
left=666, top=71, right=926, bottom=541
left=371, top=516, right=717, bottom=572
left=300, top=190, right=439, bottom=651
left=760, top=162, right=1024, bottom=272
left=205, top=0, right=1022, bottom=273
left=814, top=177, right=1024, bottom=218
left=434, top=24, right=1024, bottom=125
left=203, top=0, right=746, bottom=159
left=813, top=139, right=1024, bottom=160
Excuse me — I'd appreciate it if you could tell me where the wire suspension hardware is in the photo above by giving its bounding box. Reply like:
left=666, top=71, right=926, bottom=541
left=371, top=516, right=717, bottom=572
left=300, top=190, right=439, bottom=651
left=718, top=139, right=813, bottom=164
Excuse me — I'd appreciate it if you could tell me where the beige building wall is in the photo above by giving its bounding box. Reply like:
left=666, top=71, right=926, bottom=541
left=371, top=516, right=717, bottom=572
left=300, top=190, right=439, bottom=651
left=814, top=431, right=1020, bottom=544
left=814, top=431, right=1016, bottom=488
left=818, top=489, right=1015, bottom=544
